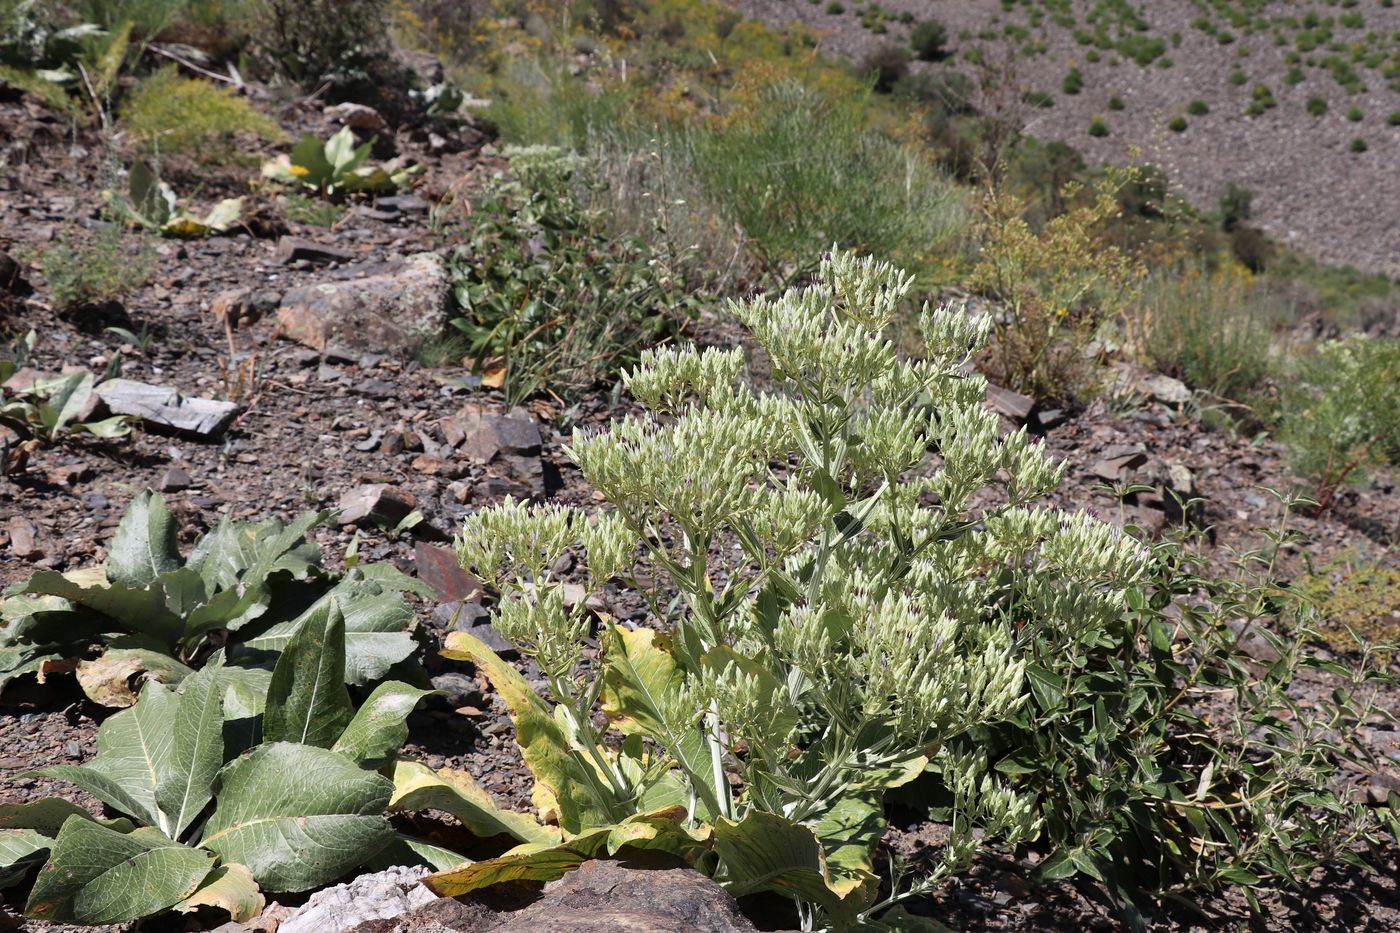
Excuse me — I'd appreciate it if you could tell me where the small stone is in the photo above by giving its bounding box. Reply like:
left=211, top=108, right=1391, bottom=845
left=414, top=541, right=481, bottom=602
left=209, top=287, right=281, bottom=329
left=47, top=462, right=92, bottom=485
left=1141, top=373, right=1193, bottom=408
left=6, top=516, right=42, bottom=558
left=410, top=454, right=467, bottom=478
left=336, top=484, right=417, bottom=527
left=984, top=382, right=1035, bottom=421
left=277, top=867, right=435, bottom=933
left=157, top=466, right=193, bottom=492
left=274, top=236, right=354, bottom=266
left=323, top=101, right=388, bottom=133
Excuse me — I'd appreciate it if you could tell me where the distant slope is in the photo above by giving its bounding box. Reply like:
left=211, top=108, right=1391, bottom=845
left=732, top=0, right=1400, bottom=279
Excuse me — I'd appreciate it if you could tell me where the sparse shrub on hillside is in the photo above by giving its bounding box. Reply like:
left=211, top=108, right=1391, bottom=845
left=39, top=224, right=157, bottom=314
left=1388, top=110, right=1400, bottom=126
left=824, top=0, right=843, bottom=14
left=1023, top=89, right=1053, bottom=108
left=1307, top=96, right=1329, bottom=115
left=1132, top=265, right=1278, bottom=404
left=1246, top=84, right=1277, bottom=115
left=1218, top=182, right=1254, bottom=231
left=1187, top=98, right=1209, bottom=115
left=446, top=146, right=692, bottom=407
left=1230, top=224, right=1273, bottom=273
left=258, top=0, right=391, bottom=90
left=910, top=17, right=948, bottom=61
left=1350, top=136, right=1368, bottom=152
left=1107, top=94, right=1124, bottom=110
left=1301, top=562, right=1400, bottom=661
left=1087, top=114, right=1108, bottom=136
left=1346, top=105, right=1364, bottom=121
left=1168, top=115, right=1187, bottom=132
left=1229, top=68, right=1248, bottom=85
left=120, top=66, right=283, bottom=160
left=1281, top=336, right=1400, bottom=510
left=860, top=43, right=909, bottom=93
left=1062, top=65, right=1084, bottom=95
left=970, top=168, right=1144, bottom=402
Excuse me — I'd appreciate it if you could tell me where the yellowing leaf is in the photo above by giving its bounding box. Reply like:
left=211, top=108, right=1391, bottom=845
left=173, top=862, right=263, bottom=922
left=387, top=760, right=559, bottom=846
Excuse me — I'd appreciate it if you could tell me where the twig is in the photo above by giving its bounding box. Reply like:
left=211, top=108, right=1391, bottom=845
left=147, top=44, right=238, bottom=85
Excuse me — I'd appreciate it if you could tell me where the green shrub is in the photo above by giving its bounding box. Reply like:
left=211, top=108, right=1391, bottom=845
left=1167, top=115, right=1187, bottom=132
left=1246, top=84, right=1277, bottom=115
left=446, top=146, right=692, bottom=407
left=1107, top=94, right=1124, bottom=109
left=257, top=0, right=390, bottom=89
left=1230, top=224, right=1273, bottom=273
left=824, top=0, right=843, bottom=13
left=1023, top=89, right=1054, bottom=108
left=39, top=223, right=156, bottom=313
left=1280, top=336, right=1400, bottom=508
left=1133, top=266, right=1278, bottom=402
left=859, top=43, right=908, bottom=93
left=120, top=66, right=284, bottom=160
left=1388, top=110, right=1400, bottom=125
left=0, top=491, right=429, bottom=703
left=1217, top=182, right=1254, bottom=230
left=440, top=252, right=1075, bottom=923
left=909, top=17, right=948, bottom=60
left=1229, top=68, right=1248, bottom=85
left=79, top=0, right=189, bottom=35
left=1285, top=65, right=1305, bottom=84
left=1087, top=113, right=1108, bottom=136
left=1307, top=95, right=1329, bottom=115
left=1062, top=65, right=1084, bottom=94
left=1350, top=136, right=1368, bottom=151
left=1186, top=98, right=1209, bottom=115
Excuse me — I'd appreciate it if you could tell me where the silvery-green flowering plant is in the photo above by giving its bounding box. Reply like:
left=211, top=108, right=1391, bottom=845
left=437, top=252, right=1148, bottom=930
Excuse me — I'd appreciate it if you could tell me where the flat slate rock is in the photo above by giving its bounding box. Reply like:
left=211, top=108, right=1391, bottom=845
left=94, top=378, right=240, bottom=437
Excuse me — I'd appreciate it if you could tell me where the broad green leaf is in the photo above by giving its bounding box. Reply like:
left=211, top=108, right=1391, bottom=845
left=156, top=654, right=227, bottom=840
left=200, top=742, right=394, bottom=893
left=40, top=680, right=180, bottom=830
left=25, top=815, right=215, bottom=924
left=243, top=578, right=415, bottom=685
left=0, top=829, right=49, bottom=888
left=425, top=808, right=698, bottom=897
left=387, top=760, right=560, bottom=846
left=332, top=682, right=434, bottom=766
left=76, top=643, right=192, bottom=708
left=34, top=372, right=93, bottom=436
left=107, top=491, right=181, bottom=589
left=811, top=795, right=884, bottom=896
left=187, top=510, right=326, bottom=593
left=368, top=834, right=468, bottom=872
left=172, top=861, right=263, bottom=922
left=324, top=126, right=359, bottom=172
left=442, top=630, right=619, bottom=833
left=21, top=571, right=182, bottom=646
left=70, top=415, right=131, bottom=439
left=288, top=133, right=332, bottom=185
left=0, top=798, right=102, bottom=835
left=262, top=599, right=353, bottom=748
left=713, top=809, right=879, bottom=929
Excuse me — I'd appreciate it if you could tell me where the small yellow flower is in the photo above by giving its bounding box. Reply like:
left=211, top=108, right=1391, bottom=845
left=288, top=164, right=310, bottom=177
left=1055, top=307, right=1069, bottom=318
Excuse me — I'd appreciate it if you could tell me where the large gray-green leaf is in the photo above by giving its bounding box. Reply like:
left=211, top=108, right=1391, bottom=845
left=262, top=599, right=353, bottom=747
left=244, top=578, right=416, bottom=685
left=35, top=372, right=94, bottom=437
left=21, top=571, right=183, bottom=646
left=187, top=511, right=327, bottom=593
left=367, top=834, right=467, bottom=872
left=25, top=815, right=215, bottom=924
left=107, top=491, right=182, bottom=589
left=155, top=653, right=227, bottom=840
left=39, top=680, right=179, bottom=830
left=331, top=682, right=434, bottom=766
left=0, top=829, right=49, bottom=888
left=200, top=742, right=394, bottom=892
left=713, top=809, right=879, bottom=928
